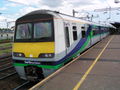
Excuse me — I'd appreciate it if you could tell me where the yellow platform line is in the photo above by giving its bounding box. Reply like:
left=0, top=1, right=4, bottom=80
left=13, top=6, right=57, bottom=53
left=73, top=36, right=114, bottom=90
left=29, top=36, right=110, bottom=90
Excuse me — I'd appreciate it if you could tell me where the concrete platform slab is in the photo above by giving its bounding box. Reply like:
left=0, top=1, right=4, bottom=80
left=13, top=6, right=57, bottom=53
left=79, top=75, right=120, bottom=90
left=30, top=35, right=120, bottom=90
left=90, top=62, right=120, bottom=77
left=38, top=73, right=83, bottom=90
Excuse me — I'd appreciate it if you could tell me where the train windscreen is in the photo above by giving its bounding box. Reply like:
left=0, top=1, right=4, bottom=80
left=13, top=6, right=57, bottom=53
left=15, top=21, right=54, bottom=42
left=16, top=23, right=32, bottom=39
left=34, top=22, right=52, bottom=39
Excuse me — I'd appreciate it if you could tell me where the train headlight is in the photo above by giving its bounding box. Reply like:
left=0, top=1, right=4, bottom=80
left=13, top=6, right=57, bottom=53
left=39, top=53, right=54, bottom=58
left=13, top=52, right=25, bottom=57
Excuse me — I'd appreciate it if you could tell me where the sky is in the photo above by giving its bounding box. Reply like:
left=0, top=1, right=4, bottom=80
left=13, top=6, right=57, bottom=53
left=0, top=0, right=120, bottom=28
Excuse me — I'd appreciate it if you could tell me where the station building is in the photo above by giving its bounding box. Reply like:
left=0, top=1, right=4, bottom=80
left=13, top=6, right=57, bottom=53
left=0, top=29, right=14, bottom=40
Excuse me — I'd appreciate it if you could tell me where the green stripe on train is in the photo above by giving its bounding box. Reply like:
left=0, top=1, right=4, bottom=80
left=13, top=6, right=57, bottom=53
left=14, top=32, right=108, bottom=69
left=13, top=63, right=63, bottom=69
left=13, top=35, right=91, bottom=69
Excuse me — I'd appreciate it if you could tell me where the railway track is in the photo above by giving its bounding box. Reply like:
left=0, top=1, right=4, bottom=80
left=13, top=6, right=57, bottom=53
left=0, top=59, right=12, bottom=65
left=0, top=56, right=17, bottom=80
left=0, top=72, right=17, bottom=80
left=13, top=81, right=30, bottom=90
left=0, top=66, right=13, bottom=72
left=0, top=49, right=37, bottom=89
left=0, top=57, right=12, bottom=62
left=0, top=54, right=12, bottom=59
left=13, top=81, right=39, bottom=90
left=0, top=62, right=13, bottom=69
left=0, top=55, right=40, bottom=89
left=0, top=57, right=12, bottom=69
left=0, top=56, right=38, bottom=89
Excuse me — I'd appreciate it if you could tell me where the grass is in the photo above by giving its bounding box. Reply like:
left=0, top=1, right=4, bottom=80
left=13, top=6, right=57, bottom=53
left=0, top=43, right=12, bottom=48
left=0, top=39, right=12, bottom=42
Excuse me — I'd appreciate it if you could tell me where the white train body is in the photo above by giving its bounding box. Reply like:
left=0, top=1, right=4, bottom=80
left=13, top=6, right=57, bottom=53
left=12, top=10, right=113, bottom=80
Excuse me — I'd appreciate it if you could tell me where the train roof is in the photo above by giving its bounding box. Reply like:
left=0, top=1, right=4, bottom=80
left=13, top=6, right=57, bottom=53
left=17, top=9, right=91, bottom=24
left=17, top=9, right=115, bottom=28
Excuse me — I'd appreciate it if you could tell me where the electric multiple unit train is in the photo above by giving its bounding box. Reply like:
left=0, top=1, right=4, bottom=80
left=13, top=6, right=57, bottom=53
left=12, top=10, right=114, bottom=81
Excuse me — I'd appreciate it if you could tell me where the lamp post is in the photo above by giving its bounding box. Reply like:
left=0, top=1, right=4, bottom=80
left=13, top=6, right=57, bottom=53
left=73, top=9, right=79, bottom=17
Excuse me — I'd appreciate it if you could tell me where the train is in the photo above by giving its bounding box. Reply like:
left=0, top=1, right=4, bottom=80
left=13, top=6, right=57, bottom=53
left=12, top=10, right=114, bottom=81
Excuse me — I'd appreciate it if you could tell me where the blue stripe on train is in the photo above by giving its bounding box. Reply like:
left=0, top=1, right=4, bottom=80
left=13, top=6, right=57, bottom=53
left=48, top=25, right=92, bottom=66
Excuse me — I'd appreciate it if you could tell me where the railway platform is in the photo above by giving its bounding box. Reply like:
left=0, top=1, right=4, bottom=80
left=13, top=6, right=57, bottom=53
left=30, top=35, right=120, bottom=90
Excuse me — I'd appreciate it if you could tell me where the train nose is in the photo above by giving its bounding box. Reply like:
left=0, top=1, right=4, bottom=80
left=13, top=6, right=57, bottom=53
left=13, top=42, right=55, bottom=58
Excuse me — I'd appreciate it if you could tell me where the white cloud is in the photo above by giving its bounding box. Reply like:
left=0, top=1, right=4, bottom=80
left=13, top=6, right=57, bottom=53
left=19, top=7, right=38, bottom=15
left=7, top=0, right=120, bottom=12
left=0, top=16, right=7, bottom=21
left=6, top=0, right=119, bottom=20
left=6, top=3, right=18, bottom=7
left=0, top=7, right=7, bottom=10
left=41, top=0, right=63, bottom=8
left=0, top=0, right=120, bottom=28
left=0, top=15, right=15, bottom=23
left=8, top=0, right=42, bottom=7
left=0, top=15, right=15, bottom=28
left=0, top=16, right=7, bottom=28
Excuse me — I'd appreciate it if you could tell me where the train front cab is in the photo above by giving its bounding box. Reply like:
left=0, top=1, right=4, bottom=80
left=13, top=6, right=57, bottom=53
left=12, top=13, right=60, bottom=80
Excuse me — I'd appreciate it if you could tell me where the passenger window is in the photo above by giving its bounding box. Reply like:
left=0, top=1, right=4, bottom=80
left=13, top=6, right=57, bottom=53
left=92, top=26, right=99, bottom=35
left=73, top=31, right=77, bottom=40
left=81, top=26, right=86, bottom=38
left=65, top=27, right=70, bottom=47
left=82, top=31, right=86, bottom=38
left=73, top=26, right=77, bottom=30
left=72, top=26, right=77, bottom=41
left=81, top=26, right=85, bottom=30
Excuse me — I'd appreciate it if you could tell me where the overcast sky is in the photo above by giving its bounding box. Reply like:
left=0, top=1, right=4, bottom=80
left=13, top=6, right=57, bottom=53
left=0, top=0, right=120, bottom=28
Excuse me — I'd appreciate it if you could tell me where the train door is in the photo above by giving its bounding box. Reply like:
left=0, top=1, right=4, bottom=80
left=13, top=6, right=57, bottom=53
left=81, top=24, right=91, bottom=47
left=81, top=24, right=86, bottom=38
left=81, top=24, right=87, bottom=49
left=89, top=25, right=92, bottom=46
left=64, top=23, right=72, bottom=54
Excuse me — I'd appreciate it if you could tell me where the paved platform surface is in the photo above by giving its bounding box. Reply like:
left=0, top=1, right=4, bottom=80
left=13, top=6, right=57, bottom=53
left=31, top=35, right=120, bottom=90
